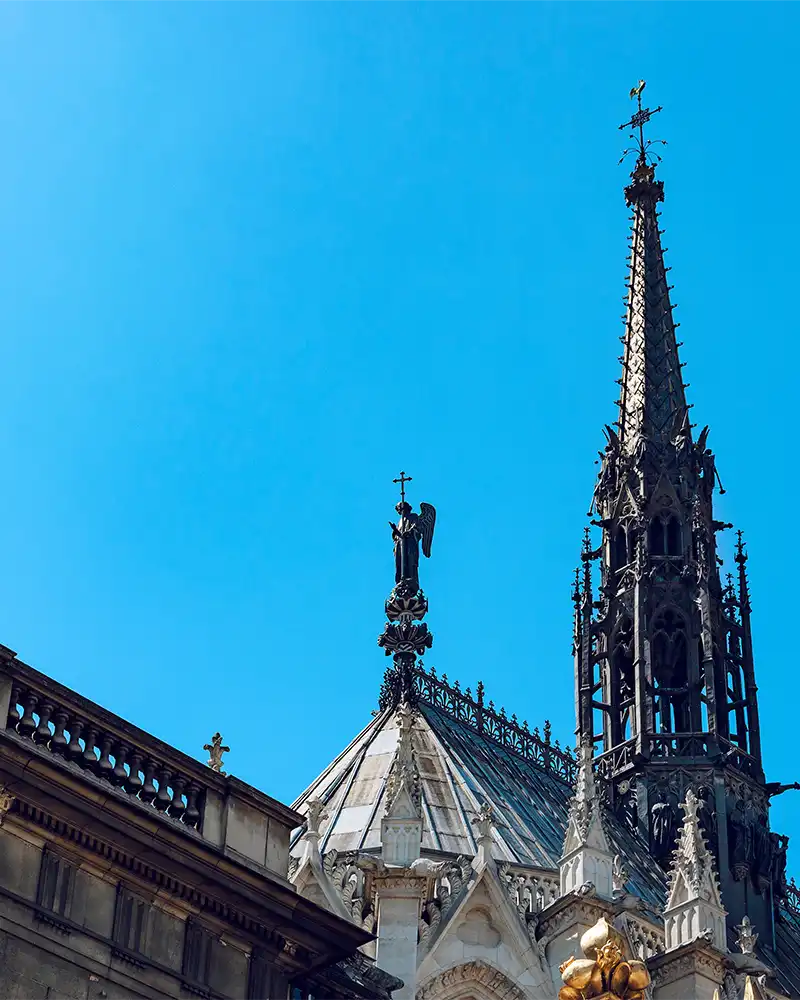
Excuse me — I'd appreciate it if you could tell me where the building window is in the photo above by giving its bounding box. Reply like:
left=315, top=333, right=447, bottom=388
left=183, top=917, right=214, bottom=993
left=249, top=948, right=288, bottom=1000
left=36, top=848, right=75, bottom=923
left=112, top=886, right=149, bottom=961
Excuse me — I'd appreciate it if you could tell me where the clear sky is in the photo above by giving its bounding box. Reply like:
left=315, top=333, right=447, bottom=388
left=1, top=4, right=799, bottom=872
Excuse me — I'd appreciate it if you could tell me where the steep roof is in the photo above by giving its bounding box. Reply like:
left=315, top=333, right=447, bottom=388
left=618, top=158, right=689, bottom=457
left=291, top=664, right=800, bottom=995
left=291, top=668, right=666, bottom=911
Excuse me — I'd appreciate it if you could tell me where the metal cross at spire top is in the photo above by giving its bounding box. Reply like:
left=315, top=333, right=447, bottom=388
left=393, top=471, right=413, bottom=503
left=618, top=80, right=665, bottom=166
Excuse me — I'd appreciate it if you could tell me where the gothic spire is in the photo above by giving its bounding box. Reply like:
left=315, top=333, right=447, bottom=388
left=617, top=93, right=687, bottom=458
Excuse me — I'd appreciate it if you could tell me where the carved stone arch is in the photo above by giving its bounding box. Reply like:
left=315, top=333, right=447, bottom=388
left=613, top=485, right=641, bottom=520
left=650, top=606, right=690, bottom=733
left=416, top=961, right=527, bottom=1000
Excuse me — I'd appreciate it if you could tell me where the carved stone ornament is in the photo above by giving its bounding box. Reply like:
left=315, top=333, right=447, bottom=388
left=306, top=798, right=326, bottom=836
left=612, top=854, right=629, bottom=894
left=0, top=785, right=14, bottom=824
left=203, top=732, right=229, bottom=773
left=650, top=947, right=725, bottom=990
left=417, top=960, right=526, bottom=1000
left=384, top=703, right=421, bottom=813
left=735, top=915, right=758, bottom=957
left=559, top=917, right=651, bottom=1000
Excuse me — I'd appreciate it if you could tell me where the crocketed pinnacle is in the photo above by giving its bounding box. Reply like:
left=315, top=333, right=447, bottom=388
left=563, top=737, right=609, bottom=852
left=618, top=159, right=688, bottom=457
left=666, top=789, right=722, bottom=904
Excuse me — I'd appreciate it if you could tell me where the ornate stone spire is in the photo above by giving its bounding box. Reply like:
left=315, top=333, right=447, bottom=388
left=575, top=86, right=773, bottom=944
left=664, top=790, right=727, bottom=952
left=616, top=79, right=685, bottom=458
left=377, top=474, right=436, bottom=710
left=617, top=156, right=687, bottom=458
left=559, top=738, right=614, bottom=899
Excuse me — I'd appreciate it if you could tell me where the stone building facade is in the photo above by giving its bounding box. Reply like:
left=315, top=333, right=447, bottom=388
left=0, top=645, right=400, bottom=1000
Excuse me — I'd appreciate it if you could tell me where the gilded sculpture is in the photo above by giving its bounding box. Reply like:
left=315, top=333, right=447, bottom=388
left=558, top=917, right=650, bottom=1000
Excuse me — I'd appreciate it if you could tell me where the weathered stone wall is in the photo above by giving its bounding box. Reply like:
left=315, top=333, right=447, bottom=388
left=0, top=824, right=260, bottom=999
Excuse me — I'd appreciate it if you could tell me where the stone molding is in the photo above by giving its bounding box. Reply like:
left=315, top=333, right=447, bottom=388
left=538, top=895, right=612, bottom=943
left=417, top=960, right=527, bottom=1000
left=12, top=796, right=315, bottom=970
left=649, top=941, right=725, bottom=989
left=0, top=784, right=15, bottom=824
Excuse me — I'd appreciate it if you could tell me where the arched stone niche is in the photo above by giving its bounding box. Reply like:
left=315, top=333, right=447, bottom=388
left=416, top=960, right=526, bottom=1000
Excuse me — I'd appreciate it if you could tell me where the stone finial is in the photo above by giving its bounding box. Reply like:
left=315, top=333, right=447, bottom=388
left=735, top=915, right=758, bottom=957
left=306, top=799, right=326, bottom=837
left=0, top=785, right=14, bottom=825
left=612, top=854, right=629, bottom=894
left=664, top=789, right=727, bottom=952
left=476, top=802, right=494, bottom=840
left=204, top=732, right=230, bottom=774
left=559, top=737, right=614, bottom=899
left=473, top=802, right=495, bottom=869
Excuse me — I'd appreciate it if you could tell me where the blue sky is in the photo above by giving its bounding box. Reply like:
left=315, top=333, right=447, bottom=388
left=1, top=4, right=799, bottom=871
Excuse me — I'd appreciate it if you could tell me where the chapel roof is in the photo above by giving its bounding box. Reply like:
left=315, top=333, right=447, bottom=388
left=290, top=666, right=667, bottom=911
left=291, top=662, right=800, bottom=996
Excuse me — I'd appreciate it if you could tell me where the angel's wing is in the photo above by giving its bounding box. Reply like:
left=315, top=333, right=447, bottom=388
left=418, top=502, right=437, bottom=559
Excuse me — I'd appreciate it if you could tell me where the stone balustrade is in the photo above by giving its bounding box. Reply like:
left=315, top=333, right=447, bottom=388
left=0, top=645, right=298, bottom=879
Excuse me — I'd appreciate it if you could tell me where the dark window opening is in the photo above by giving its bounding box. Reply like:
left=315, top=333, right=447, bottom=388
left=183, top=918, right=214, bottom=990
left=666, top=516, right=682, bottom=556
left=250, top=949, right=288, bottom=1000
left=113, top=886, right=148, bottom=956
left=36, top=849, right=75, bottom=919
left=652, top=611, right=690, bottom=733
left=726, top=663, right=749, bottom=753
left=649, top=519, right=666, bottom=556
left=612, top=528, right=628, bottom=571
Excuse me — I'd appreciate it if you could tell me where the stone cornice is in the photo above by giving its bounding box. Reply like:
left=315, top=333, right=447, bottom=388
left=648, top=940, right=725, bottom=988
left=538, top=890, right=613, bottom=942
left=4, top=785, right=371, bottom=974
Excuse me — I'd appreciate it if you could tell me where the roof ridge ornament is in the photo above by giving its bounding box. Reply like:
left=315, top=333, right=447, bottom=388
left=384, top=702, right=422, bottom=814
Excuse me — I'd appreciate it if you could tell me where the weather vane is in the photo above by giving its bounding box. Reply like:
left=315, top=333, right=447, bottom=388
left=393, top=470, right=412, bottom=503
left=618, top=80, right=666, bottom=167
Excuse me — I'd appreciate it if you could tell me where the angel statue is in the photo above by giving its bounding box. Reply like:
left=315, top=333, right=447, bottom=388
left=390, top=501, right=436, bottom=595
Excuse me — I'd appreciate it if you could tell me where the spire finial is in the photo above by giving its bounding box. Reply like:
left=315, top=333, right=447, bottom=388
left=378, top=482, right=436, bottom=711
left=580, top=527, right=593, bottom=613
left=735, top=529, right=751, bottom=613
left=618, top=80, right=665, bottom=169
left=393, top=470, right=412, bottom=503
